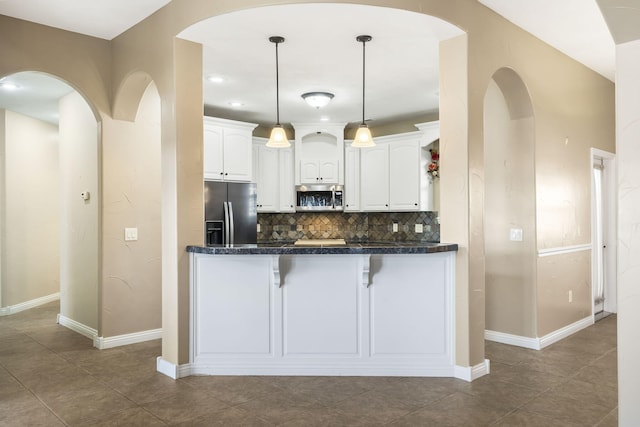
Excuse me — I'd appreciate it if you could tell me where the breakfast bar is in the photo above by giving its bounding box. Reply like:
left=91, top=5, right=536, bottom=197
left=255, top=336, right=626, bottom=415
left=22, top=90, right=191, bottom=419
left=187, top=241, right=458, bottom=377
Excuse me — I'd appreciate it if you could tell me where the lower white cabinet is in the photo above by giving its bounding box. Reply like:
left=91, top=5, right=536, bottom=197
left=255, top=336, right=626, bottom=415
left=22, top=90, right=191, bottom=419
left=253, top=139, right=294, bottom=213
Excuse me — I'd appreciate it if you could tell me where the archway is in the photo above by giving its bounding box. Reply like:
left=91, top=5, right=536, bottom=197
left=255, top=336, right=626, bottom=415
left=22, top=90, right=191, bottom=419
left=483, top=68, right=537, bottom=344
left=0, top=71, right=100, bottom=339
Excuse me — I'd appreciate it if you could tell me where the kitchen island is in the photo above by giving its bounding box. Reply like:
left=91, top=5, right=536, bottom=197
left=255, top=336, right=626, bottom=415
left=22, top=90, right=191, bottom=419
left=186, top=241, right=458, bottom=378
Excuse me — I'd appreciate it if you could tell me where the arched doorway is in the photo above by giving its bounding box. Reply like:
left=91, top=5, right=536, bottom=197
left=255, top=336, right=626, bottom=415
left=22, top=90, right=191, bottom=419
left=0, top=71, right=100, bottom=337
left=483, top=68, right=537, bottom=344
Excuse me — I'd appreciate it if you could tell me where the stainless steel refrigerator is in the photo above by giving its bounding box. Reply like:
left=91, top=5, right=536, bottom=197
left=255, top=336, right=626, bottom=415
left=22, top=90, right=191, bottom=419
left=204, top=181, right=257, bottom=246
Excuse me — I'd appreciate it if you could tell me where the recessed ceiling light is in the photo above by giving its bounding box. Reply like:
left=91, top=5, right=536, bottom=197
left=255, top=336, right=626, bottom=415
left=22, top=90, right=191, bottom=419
left=229, top=101, right=244, bottom=108
left=206, top=75, right=224, bottom=83
left=320, top=116, right=330, bottom=122
left=0, top=81, right=20, bottom=90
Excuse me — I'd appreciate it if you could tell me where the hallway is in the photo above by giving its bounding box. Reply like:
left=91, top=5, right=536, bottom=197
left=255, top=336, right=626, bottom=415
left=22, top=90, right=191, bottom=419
left=0, top=302, right=617, bottom=426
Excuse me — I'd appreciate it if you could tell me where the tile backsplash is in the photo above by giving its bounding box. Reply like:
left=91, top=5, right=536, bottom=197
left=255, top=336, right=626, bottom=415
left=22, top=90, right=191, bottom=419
left=258, top=211, right=439, bottom=243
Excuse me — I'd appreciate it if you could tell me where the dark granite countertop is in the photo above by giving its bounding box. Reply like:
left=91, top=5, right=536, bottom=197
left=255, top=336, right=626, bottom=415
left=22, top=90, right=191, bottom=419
left=186, top=241, right=458, bottom=255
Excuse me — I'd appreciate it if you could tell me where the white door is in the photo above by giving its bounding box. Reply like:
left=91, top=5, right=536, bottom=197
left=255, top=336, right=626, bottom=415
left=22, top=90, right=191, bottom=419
left=360, top=145, right=390, bottom=211
left=256, top=146, right=279, bottom=212
left=223, top=128, right=252, bottom=182
left=279, top=148, right=295, bottom=212
left=203, top=125, right=224, bottom=180
left=389, top=140, right=420, bottom=211
left=344, top=146, right=360, bottom=211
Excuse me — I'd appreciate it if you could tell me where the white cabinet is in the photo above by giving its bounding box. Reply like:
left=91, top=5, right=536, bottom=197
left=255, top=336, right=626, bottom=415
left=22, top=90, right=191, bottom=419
left=389, top=140, right=420, bottom=210
left=344, top=146, right=360, bottom=211
left=360, top=145, right=390, bottom=211
left=359, top=136, right=420, bottom=212
left=253, top=139, right=295, bottom=213
left=203, top=117, right=257, bottom=182
left=300, top=159, right=339, bottom=184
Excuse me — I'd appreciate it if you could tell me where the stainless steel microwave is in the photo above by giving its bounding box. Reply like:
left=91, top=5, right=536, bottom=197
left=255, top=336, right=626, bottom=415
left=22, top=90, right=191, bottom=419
left=295, top=184, right=344, bottom=212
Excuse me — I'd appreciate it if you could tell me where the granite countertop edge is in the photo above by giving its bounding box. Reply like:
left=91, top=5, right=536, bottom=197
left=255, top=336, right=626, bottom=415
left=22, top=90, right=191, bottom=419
left=186, top=242, right=458, bottom=255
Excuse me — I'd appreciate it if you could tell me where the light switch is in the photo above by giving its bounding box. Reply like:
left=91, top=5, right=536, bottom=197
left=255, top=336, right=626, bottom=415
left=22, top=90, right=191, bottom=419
left=124, top=227, right=138, bottom=241
left=415, top=224, right=424, bottom=233
left=509, top=228, right=523, bottom=241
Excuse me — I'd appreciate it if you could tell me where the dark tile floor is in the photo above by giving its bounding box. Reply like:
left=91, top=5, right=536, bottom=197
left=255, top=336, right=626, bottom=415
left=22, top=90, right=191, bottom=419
left=0, top=302, right=618, bottom=426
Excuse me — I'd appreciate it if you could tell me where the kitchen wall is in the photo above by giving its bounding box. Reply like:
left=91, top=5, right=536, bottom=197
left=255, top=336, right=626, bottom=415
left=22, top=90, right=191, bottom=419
left=0, top=110, right=60, bottom=308
left=59, top=92, right=99, bottom=330
left=258, top=211, right=440, bottom=243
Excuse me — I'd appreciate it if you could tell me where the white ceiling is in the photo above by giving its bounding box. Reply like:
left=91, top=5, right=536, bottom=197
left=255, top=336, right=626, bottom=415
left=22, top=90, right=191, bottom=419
left=0, top=1, right=621, bottom=127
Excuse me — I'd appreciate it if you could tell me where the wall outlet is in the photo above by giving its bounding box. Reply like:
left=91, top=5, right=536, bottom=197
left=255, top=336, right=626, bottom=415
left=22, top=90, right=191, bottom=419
left=124, top=227, right=138, bottom=241
left=415, top=224, right=424, bottom=233
left=509, top=228, right=523, bottom=241
left=257, top=223, right=261, bottom=232
left=568, top=290, right=573, bottom=303
left=392, top=223, right=398, bottom=233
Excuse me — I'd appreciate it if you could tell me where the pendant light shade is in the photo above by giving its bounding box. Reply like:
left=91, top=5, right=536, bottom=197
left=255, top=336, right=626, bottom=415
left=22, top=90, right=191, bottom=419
left=352, top=35, right=375, bottom=148
left=267, top=36, right=290, bottom=148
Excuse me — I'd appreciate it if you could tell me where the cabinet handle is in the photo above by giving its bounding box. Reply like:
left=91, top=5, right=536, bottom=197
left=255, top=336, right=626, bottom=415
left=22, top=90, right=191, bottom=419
left=224, top=173, right=228, bottom=176
left=385, top=204, right=389, bottom=207
left=320, top=177, right=323, bottom=181
left=414, top=203, right=418, bottom=206
left=290, top=205, right=293, bottom=208
left=220, top=172, right=224, bottom=175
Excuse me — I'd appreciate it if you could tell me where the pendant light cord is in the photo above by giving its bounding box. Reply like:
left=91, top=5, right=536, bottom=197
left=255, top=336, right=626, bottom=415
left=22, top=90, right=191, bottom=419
left=275, top=39, right=281, bottom=126
left=361, top=38, right=366, bottom=126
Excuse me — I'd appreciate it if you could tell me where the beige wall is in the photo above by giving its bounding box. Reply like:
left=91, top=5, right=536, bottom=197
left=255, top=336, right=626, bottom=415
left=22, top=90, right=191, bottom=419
left=484, top=78, right=537, bottom=338
left=101, top=83, right=162, bottom=337
left=59, top=92, right=99, bottom=330
left=0, top=110, right=60, bottom=307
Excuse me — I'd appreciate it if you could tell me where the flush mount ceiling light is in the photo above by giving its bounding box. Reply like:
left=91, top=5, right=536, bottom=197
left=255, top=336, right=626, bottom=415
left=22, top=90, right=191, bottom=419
left=301, top=92, right=334, bottom=109
left=266, top=35, right=290, bottom=148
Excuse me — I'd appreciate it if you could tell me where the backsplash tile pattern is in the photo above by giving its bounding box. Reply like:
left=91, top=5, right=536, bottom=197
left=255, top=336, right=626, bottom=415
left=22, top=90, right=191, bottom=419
left=258, top=211, right=439, bottom=243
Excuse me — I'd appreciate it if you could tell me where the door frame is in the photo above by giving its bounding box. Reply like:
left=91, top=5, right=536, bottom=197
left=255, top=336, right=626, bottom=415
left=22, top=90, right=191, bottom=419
left=590, top=148, right=617, bottom=317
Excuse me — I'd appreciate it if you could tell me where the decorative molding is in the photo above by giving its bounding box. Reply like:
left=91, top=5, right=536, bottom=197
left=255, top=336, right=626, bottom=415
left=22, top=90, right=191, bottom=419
left=485, top=316, right=593, bottom=351
left=0, top=293, right=60, bottom=316
left=454, top=359, right=490, bottom=382
left=94, top=328, right=162, bottom=350
left=157, top=357, right=190, bottom=380
left=538, top=244, right=591, bottom=257
left=57, top=314, right=98, bottom=342
left=485, top=330, right=541, bottom=350
left=271, top=255, right=281, bottom=288
left=361, top=254, right=371, bottom=288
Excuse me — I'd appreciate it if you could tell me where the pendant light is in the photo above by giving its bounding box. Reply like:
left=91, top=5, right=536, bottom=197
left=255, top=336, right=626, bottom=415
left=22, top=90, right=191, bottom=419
left=352, top=35, right=375, bottom=148
left=266, top=36, right=290, bottom=148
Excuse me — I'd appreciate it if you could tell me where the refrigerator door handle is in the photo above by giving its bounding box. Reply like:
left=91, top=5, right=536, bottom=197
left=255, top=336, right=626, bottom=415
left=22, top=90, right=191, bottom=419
left=223, top=202, right=230, bottom=245
left=228, top=202, right=235, bottom=245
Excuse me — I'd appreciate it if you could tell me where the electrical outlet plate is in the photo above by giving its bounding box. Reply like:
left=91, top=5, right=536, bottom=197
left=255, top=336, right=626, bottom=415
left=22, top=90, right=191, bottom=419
left=509, top=228, right=523, bottom=241
left=392, top=223, right=398, bottom=233
left=415, top=224, right=423, bottom=233
left=124, top=227, right=138, bottom=241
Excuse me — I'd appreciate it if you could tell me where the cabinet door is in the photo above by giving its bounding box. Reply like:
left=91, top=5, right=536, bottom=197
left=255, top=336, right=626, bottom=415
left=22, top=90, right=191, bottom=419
left=300, top=160, right=320, bottom=183
left=223, top=128, right=252, bottom=182
left=203, top=124, right=224, bottom=180
left=256, top=146, right=279, bottom=212
left=279, top=148, right=295, bottom=212
left=344, top=147, right=360, bottom=211
left=319, top=160, right=338, bottom=183
left=360, top=145, right=390, bottom=211
left=389, top=140, right=420, bottom=211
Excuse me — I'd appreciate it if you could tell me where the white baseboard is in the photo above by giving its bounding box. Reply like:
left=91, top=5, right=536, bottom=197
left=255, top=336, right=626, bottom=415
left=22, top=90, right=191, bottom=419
left=454, top=359, right=490, bottom=382
left=57, top=314, right=98, bottom=342
left=157, top=357, right=190, bottom=379
left=0, top=293, right=60, bottom=316
left=485, top=330, right=541, bottom=350
left=94, top=328, right=162, bottom=350
left=485, top=316, right=594, bottom=350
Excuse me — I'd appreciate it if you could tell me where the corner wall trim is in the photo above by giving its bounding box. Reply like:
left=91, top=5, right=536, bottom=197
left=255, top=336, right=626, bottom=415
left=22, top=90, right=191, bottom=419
left=485, top=316, right=593, bottom=351
left=0, top=293, right=60, bottom=316
left=94, top=328, right=162, bottom=350
left=57, top=314, right=98, bottom=342
left=454, top=359, right=490, bottom=382
left=485, top=330, right=541, bottom=350
left=156, top=357, right=190, bottom=380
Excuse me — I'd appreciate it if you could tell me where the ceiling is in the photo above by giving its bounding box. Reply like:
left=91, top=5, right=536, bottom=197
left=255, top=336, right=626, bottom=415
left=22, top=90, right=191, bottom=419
left=0, top=1, right=624, bottom=127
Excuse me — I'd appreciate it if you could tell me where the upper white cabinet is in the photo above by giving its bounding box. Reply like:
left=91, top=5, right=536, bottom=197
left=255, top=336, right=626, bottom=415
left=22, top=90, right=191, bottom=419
left=300, top=159, right=339, bottom=184
left=293, top=123, right=346, bottom=185
left=344, top=146, right=360, bottom=211
left=359, top=132, right=421, bottom=212
left=203, top=116, right=257, bottom=182
left=253, top=138, right=295, bottom=213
